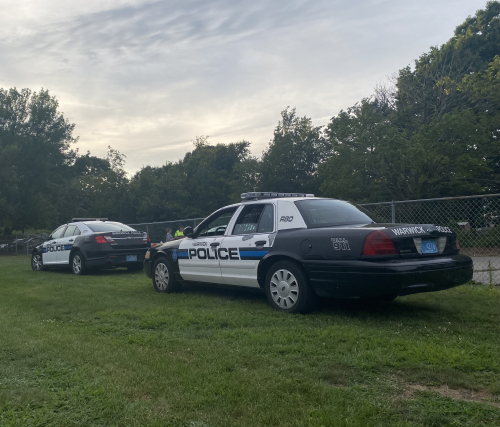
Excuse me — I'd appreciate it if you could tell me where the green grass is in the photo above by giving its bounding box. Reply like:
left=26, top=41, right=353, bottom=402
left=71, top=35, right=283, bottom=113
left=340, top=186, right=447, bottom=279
left=0, top=256, right=499, bottom=427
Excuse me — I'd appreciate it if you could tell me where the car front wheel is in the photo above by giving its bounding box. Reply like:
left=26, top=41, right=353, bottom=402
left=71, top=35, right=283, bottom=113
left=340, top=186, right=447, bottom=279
left=152, top=257, right=181, bottom=293
left=265, top=261, right=318, bottom=314
left=31, top=253, right=45, bottom=271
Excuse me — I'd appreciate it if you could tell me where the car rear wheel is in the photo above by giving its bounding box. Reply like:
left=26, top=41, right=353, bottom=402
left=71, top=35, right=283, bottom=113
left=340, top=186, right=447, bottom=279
left=31, top=253, right=45, bottom=271
left=153, top=257, right=181, bottom=293
left=71, top=251, right=87, bottom=275
left=265, top=261, right=317, bottom=314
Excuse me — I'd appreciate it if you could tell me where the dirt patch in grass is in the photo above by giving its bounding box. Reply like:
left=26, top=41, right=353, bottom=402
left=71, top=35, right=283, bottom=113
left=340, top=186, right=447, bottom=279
left=405, top=384, right=500, bottom=407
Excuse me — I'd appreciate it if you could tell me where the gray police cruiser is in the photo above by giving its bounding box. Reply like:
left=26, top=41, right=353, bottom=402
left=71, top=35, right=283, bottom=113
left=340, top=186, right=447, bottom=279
left=32, top=219, right=150, bottom=275
left=144, top=193, right=473, bottom=313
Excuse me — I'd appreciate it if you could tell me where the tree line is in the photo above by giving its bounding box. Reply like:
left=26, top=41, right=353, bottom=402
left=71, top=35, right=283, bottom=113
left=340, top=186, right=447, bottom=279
left=0, top=2, right=498, bottom=233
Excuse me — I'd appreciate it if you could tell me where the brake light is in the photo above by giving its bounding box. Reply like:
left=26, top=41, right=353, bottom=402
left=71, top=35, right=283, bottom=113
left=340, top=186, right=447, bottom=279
left=455, top=237, right=460, bottom=250
left=95, top=236, right=107, bottom=244
left=144, top=235, right=150, bottom=243
left=362, top=231, right=398, bottom=255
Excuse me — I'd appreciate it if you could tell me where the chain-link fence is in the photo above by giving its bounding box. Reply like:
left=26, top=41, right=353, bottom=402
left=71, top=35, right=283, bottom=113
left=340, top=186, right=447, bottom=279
left=0, top=234, right=46, bottom=256
left=126, top=218, right=205, bottom=244
left=360, top=194, right=500, bottom=285
left=4, top=195, right=497, bottom=284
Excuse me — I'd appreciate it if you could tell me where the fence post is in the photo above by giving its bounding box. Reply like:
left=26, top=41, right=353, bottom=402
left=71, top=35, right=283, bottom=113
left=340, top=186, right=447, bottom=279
left=391, top=201, right=396, bottom=223
left=15, top=235, right=18, bottom=255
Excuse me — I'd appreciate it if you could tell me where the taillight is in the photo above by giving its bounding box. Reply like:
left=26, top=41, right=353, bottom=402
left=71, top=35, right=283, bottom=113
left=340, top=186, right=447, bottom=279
left=455, top=237, right=460, bottom=250
left=362, top=231, right=398, bottom=255
left=144, top=235, right=150, bottom=243
left=95, top=236, right=107, bottom=244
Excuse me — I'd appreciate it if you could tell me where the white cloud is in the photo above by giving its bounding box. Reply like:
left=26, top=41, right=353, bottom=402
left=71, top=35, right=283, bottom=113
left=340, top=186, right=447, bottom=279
left=0, top=0, right=489, bottom=173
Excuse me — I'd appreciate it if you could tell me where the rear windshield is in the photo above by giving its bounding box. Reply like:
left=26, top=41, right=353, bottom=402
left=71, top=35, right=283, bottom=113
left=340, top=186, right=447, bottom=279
left=295, top=199, right=376, bottom=228
left=85, top=222, right=136, bottom=233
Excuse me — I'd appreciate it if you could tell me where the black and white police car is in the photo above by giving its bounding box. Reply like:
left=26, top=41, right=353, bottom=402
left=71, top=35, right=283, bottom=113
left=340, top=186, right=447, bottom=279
left=31, top=219, right=150, bottom=275
left=144, top=193, right=473, bottom=313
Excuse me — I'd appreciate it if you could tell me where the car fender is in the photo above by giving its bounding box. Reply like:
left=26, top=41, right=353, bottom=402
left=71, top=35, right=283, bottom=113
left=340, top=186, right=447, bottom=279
left=257, top=250, right=305, bottom=288
left=69, top=237, right=86, bottom=259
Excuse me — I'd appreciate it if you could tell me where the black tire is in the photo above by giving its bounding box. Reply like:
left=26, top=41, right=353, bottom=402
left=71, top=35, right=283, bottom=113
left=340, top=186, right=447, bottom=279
left=152, top=257, right=181, bottom=293
left=71, top=251, right=87, bottom=275
left=127, top=263, right=143, bottom=272
left=265, top=261, right=318, bottom=314
left=31, top=253, right=45, bottom=271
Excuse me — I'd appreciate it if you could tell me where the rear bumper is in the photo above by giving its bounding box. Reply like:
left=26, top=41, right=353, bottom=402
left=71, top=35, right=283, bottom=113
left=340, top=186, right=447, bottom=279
left=85, top=251, right=146, bottom=268
left=302, top=254, right=473, bottom=298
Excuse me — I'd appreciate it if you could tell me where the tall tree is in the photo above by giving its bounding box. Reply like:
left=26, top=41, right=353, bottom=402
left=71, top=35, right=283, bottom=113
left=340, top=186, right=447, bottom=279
left=0, top=88, right=77, bottom=231
left=319, top=2, right=500, bottom=201
left=259, top=108, right=326, bottom=194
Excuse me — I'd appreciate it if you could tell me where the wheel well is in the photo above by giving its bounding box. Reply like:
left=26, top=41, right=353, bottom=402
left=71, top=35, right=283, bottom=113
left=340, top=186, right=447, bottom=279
left=152, top=251, right=169, bottom=266
left=257, top=255, right=305, bottom=288
left=69, top=248, right=80, bottom=260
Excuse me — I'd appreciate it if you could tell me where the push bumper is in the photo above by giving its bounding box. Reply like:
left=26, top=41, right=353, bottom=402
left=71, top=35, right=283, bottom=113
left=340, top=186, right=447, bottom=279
left=302, top=254, right=473, bottom=298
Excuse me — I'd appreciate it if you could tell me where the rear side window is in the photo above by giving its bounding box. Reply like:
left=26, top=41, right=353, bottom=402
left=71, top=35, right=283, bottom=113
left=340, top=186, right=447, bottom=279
left=257, top=204, right=274, bottom=233
left=85, top=222, right=136, bottom=232
left=233, top=204, right=274, bottom=235
left=295, top=199, right=375, bottom=228
left=51, top=226, right=66, bottom=239
left=63, top=225, right=81, bottom=237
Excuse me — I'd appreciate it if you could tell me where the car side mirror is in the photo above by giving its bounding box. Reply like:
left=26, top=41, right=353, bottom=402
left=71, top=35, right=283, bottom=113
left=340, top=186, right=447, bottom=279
left=183, top=226, right=193, bottom=238
left=42, top=233, right=49, bottom=240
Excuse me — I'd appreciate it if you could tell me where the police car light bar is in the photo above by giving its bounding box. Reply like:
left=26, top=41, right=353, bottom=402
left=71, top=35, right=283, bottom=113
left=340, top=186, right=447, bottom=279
left=241, top=192, right=315, bottom=200
left=71, top=218, right=109, bottom=222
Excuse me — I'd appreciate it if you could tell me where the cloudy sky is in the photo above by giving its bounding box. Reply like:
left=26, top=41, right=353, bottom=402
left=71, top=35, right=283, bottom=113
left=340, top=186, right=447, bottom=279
left=0, top=0, right=488, bottom=173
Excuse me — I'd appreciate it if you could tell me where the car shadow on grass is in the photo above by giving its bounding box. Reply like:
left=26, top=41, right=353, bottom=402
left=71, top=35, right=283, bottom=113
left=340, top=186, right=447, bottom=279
left=52, top=267, right=143, bottom=276
left=179, top=281, right=442, bottom=319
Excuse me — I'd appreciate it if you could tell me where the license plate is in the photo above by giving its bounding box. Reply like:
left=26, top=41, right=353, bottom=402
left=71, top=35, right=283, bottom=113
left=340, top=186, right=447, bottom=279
left=421, top=239, right=438, bottom=254
left=126, top=255, right=137, bottom=262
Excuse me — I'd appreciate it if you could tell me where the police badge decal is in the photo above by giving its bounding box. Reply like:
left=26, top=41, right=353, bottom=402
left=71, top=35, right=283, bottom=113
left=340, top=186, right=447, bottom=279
left=171, top=249, right=178, bottom=262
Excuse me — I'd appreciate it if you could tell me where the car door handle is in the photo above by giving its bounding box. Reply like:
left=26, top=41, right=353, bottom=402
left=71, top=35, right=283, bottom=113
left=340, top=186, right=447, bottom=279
left=69, top=239, right=74, bottom=242
left=255, top=240, right=266, bottom=246
left=52, top=241, right=57, bottom=244
left=210, top=242, right=220, bottom=247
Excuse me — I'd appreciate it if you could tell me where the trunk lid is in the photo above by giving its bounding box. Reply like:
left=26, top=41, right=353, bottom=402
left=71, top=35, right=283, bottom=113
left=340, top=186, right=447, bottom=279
left=98, top=231, right=149, bottom=249
left=361, top=223, right=457, bottom=258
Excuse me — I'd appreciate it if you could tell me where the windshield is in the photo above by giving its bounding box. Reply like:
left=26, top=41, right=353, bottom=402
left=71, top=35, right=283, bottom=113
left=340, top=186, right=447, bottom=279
left=295, top=199, right=376, bottom=228
left=85, top=222, right=136, bottom=232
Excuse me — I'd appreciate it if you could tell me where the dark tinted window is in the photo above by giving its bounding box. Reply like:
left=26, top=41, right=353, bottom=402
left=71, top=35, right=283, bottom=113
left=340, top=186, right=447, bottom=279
left=85, top=222, right=136, bottom=232
left=295, top=199, right=375, bottom=228
left=232, top=204, right=274, bottom=235
left=257, top=205, right=274, bottom=233
left=233, top=205, right=264, bottom=234
left=51, top=226, right=66, bottom=239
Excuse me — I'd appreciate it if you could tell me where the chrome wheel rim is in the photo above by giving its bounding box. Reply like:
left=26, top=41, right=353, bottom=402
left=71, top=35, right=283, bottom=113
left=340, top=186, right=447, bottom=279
left=155, top=263, right=169, bottom=290
left=270, top=269, right=299, bottom=309
left=73, top=255, right=81, bottom=274
left=33, top=254, right=42, bottom=270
